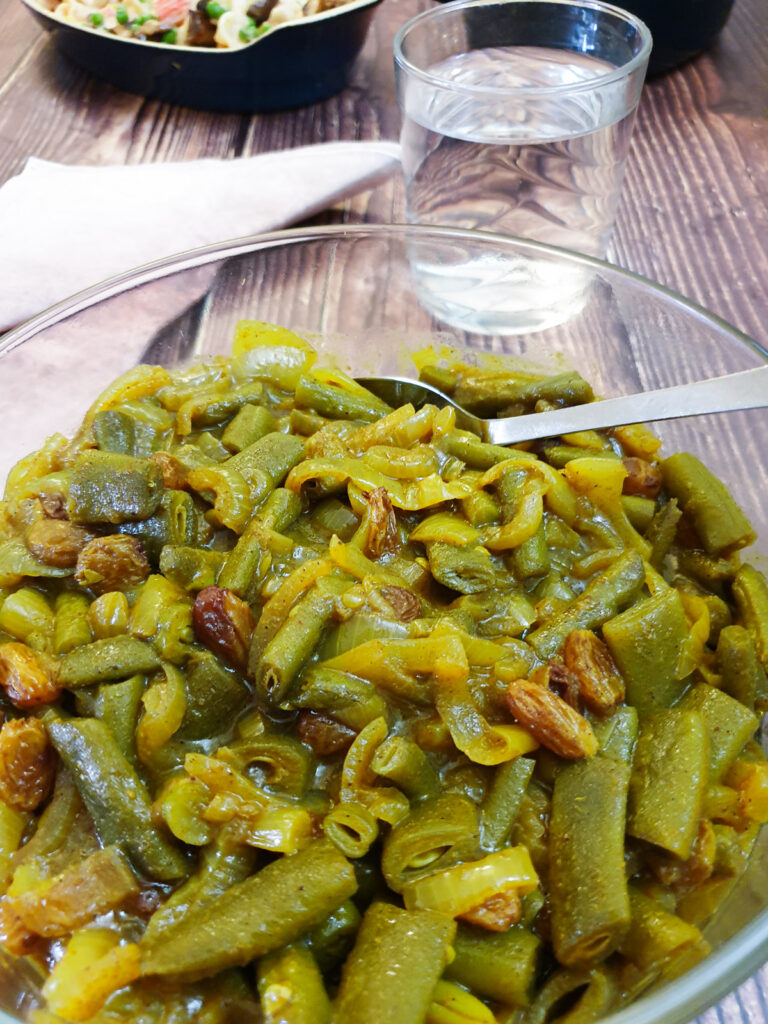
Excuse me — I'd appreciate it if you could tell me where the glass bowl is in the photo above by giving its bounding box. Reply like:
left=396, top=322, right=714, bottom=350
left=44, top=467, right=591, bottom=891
left=0, top=223, right=767, bottom=1024
left=19, top=0, right=380, bottom=112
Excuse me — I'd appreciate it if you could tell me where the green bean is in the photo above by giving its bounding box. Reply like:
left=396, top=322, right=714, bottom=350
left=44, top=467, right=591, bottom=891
left=254, top=577, right=351, bottom=704
left=370, top=736, right=440, bottom=802
left=323, top=801, right=379, bottom=858
left=93, top=405, right=172, bottom=458
left=45, top=714, right=187, bottom=881
left=445, top=923, right=541, bottom=1008
left=480, top=755, right=534, bottom=852
left=13, top=768, right=82, bottom=868
left=717, top=624, right=764, bottom=710
left=591, top=705, right=638, bottom=764
left=53, top=591, right=93, bottom=655
left=58, top=634, right=160, bottom=687
left=550, top=757, right=631, bottom=967
left=304, top=899, right=362, bottom=973
left=227, top=431, right=305, bottom=492
left=439, top=430, right=525, bottom=469
left=418, top=364, right=458, bottom=394
left=461, top=490, right=501, bottom=527
left=293, top=666, right=388, bottom=730
left=218, top=488, right=301, bottom=599
left=381, top=792, right=480, bottom=893
left=95, top=674, right=145, bottom=765
left=454, top=371, right=593, bottom=416
left=175, top=650, right=249, bottom=741
left=68, top=450, right=163, bottom=524
left=223, top=734, right=312, bottom=795
left=452, top=589, right=536, bottom=638
left=140, top=840, right=357, bottom=978
left=732, top=564, right=768, bottom=672
left=646, top=497, right=682, bottom=570
left=142, top=829, right=257, bottom=942
left=257, top=944, right=331, bottom=1024
left=221, top=403, right=275, bottom=453
left=527, top=549, right=645, bottom=659
left=628, top=710, right=709, bottom=858
left=661, top=453, right=756, bottom=555
left=295, top=376, right=392, bottom=423
left=602, top=588, right=690, bottom=714
left=425, top=541, right=497, bottom=594
left=621, top=495, right=657, bottom=533
left=159, top=545, right=225, bottom=592
left=509, top=521, right=550, bottom=580
left=619, top=887, right=703, bottom=972
left=541, top=445, right=618, bottom=469
left=678, top=683, right=758, bottom=781
left=526, top=967, right=618, bottom=1024
left=333, top=902, right=456, bottom=1024
left=119, top=490, right=199, bottom=561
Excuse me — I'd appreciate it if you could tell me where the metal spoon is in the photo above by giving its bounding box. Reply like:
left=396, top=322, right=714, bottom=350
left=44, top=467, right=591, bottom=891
left=357, top=364, right=768, bottom=445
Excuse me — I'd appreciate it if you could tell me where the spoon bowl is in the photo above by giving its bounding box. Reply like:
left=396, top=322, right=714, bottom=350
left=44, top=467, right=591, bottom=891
left=358, top=364, right=768, bottom=445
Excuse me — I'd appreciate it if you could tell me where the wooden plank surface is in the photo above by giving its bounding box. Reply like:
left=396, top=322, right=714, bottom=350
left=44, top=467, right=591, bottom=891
left=1, top=0, right=768, bottom=1021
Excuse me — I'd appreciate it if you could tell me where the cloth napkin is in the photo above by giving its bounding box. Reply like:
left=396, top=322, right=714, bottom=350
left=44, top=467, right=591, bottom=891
left=0, top=141, right=401, bottom=332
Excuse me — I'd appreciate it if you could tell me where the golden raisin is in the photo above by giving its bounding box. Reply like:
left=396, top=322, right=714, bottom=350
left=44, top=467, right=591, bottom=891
left=150, top=452, right=189, bottom=491
left=563, top=629, right=625, bottom=715
left=379, top=585, right=421, bottom=622
left=0, top=642, right=62, bottom=708
left=296, top=711, right=356, bottom=756
left=75, top=535, right=150, bottom=595
left=364, top=487, right=399, bottom=558
left=0, top=718, right=55, bottom=811
left=505, top=671, right=598, bottom=759
left=0, top=898, right=41, bottom=956
left=193, top=586, right=254, bottom=672
left=26, top=519, right=91, bottom=569
left=622, top=457, right=662, bottom=498
left=460, top=891, right=522, bottom=932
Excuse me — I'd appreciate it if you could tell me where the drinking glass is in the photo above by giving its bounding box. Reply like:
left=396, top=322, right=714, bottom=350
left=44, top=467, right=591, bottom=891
left=393, top=0, right=652, bottom=333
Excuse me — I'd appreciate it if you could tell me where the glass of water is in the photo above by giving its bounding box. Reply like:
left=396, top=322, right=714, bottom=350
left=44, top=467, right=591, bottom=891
left=393, top=0, right=652, bottom=333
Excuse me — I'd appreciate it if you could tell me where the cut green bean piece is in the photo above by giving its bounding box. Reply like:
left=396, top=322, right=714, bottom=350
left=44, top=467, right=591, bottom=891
left=69, top=450, right=164, bottom=524
left=227, top=431, right=305, bottom=491
left=550, top=757, right=631, bottom=967
left=381, top=792, right=479, bottom=892
left=333, top=902, right=456, bottom=1024
left=454, top=371, right=593, bottom=416
left=221, top=404, right=274, bottom=453
left=661, top=453, right=756, bottom=555
left=46, top=714, right=187, bottom=881
left=426, top=541, right=497, bottom=595
left=592, top=705, right=638, bottom=764
left=58, top=634, right=161, bottom=687
left=159, top=545, right=225, bottom=592
left=446, top=923, right=541, bottom=1008
left=176, top=651, right=249, bottom=741
left=646, top=498, right=682, bottom=570
left=54, top=591, right=93, bottom=655
left=140, top=840, right=357, bottom=978
left=717, top=624, right=763, bottom=710
left=732, top=564, right=768, bottom=672
left=602, top=588, right=690, bottom=714
left=295, top=376, right=392, bottom=423
left=95, top=673, right=145, bottom=765
left=294, top=667, right=387, bottom=730
left=628, top=710, right=709, bottom=858
left=620, top=887, right=703, bottom=972
left=370, top=736, right=440, bottom=802
left=678, top=683, right=758, bottom=782
left=526, top=967, right=617, bottom=1024
left=480, top=755, right=535, bottom=852
left=527, top=549, right=645, bottom=659
left=304, top=899, right=362, bottom=973
left=258, top=944, right=331, bottom=1024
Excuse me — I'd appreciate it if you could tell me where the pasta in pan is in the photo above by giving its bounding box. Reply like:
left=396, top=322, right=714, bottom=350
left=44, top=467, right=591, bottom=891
left=0, top=321, right=767, bottom=1024
left=43, top=0, right=350, bottom=49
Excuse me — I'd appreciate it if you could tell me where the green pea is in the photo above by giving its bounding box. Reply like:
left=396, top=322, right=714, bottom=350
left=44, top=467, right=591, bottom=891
left=88, top=12, right=103, bottom=25
left=206, top=1, right=228, bottom=17
left=115, top=4, right=128, bottom=22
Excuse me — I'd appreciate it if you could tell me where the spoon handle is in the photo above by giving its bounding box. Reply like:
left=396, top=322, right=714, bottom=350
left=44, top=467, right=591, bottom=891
left=486, top=364, right=768, bottom=445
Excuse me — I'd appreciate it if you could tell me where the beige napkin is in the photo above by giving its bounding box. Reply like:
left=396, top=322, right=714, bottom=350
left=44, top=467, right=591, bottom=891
left=0, top=142, right=401, bottom=332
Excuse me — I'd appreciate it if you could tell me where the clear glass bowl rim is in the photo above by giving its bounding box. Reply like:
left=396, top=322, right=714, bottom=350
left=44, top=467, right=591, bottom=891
left=1, top=220, right=767, bottom=1024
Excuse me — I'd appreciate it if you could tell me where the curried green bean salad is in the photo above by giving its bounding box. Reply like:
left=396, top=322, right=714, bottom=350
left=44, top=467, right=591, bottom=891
left=0, top=321, right=767, bottom=1024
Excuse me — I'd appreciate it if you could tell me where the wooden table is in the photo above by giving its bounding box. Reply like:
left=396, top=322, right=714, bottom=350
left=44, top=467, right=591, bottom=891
left=2, top=0, right=768, bottom=1021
